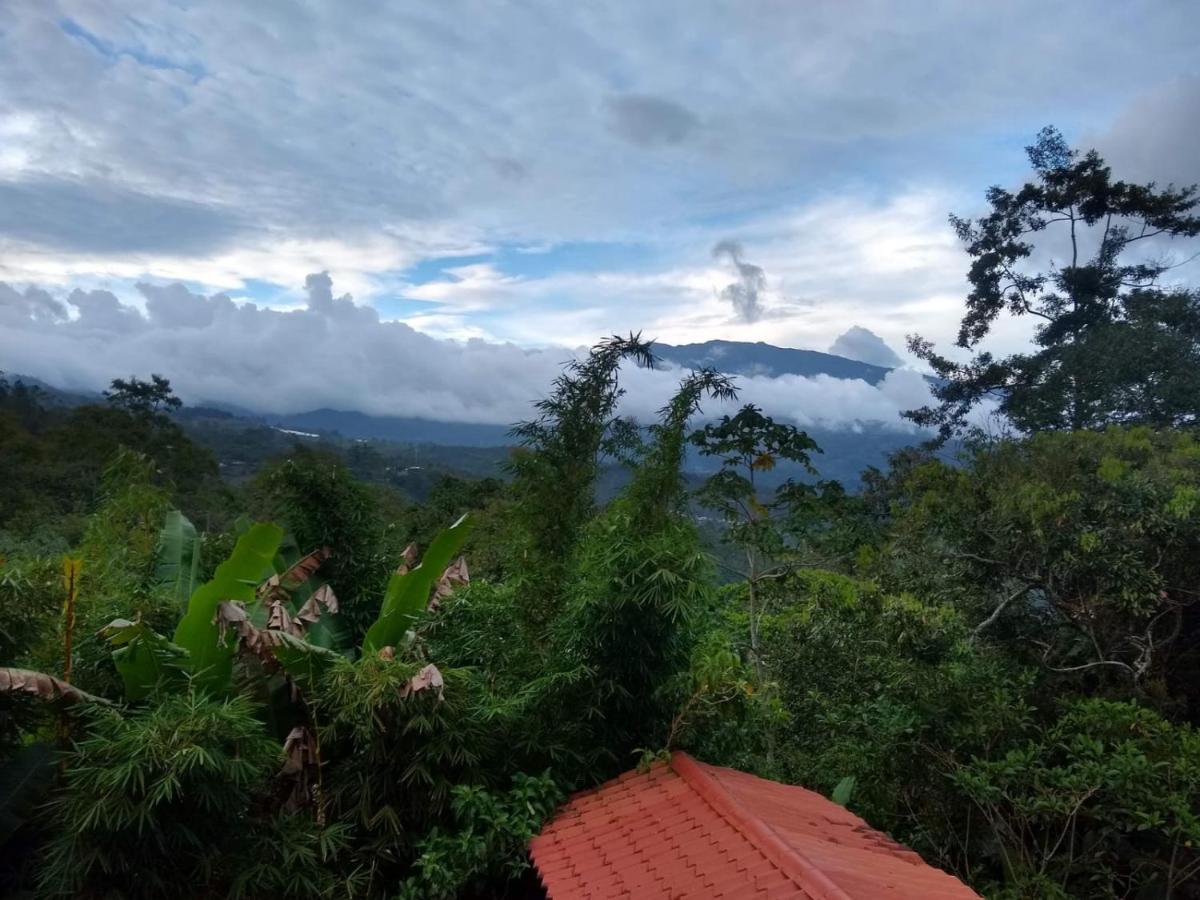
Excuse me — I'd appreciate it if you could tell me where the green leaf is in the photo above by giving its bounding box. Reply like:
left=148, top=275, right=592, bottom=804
left=173, top=522, right=283, bottom=694
left=154, top=510, right=201, bottom=609
left=363, top=515, right=471, bottom=654
left=831, top=775, right=856, bottom=807
left=101, top=619, right=190, bottom=701
left=267, top=631, right=341, bottom=693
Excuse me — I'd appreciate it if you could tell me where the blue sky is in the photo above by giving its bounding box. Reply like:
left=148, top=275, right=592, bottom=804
left=0, top=1, right=1198, bottom=422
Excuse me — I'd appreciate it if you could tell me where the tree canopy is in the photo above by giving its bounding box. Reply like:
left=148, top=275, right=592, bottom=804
left=907, top=126, right=1200, bottom=438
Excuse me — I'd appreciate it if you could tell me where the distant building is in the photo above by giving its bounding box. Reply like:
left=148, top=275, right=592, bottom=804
left=530, top=752, right=980, bottom=899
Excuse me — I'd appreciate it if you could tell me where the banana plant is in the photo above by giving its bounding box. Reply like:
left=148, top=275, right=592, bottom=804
left=154, top=509, right=202, bottom=609
left=100, top=515, right=472, bottom=700
left=102, top=522, right=342, bottom=699
left=363, top=513, right=472, bottom=654
left=98, top=619, right=189, bottom=702
left=173, top=522, right=284, bottom=694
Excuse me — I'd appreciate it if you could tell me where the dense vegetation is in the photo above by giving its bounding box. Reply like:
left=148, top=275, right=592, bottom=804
left=2, top=131, right=1199, bottom=899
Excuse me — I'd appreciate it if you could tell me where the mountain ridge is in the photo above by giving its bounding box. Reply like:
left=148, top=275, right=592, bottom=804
left=653, top=339, right=894, bottom=384
left=7, top=339, right=928, bottom=484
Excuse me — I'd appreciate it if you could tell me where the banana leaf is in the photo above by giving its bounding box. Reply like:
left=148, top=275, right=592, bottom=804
left=266, top=631, right=341, bottom=694
left=362, top=514, right=471, bottom=654
left=154, top=510, right=201, bottom=609
left=100, top=619, right=189, bottom=701
left=0, top=668, right=102, bottom=703
left=173, top=522, right=283, bottom=694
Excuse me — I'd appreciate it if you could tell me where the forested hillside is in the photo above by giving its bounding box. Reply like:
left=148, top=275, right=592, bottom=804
left=2, top=130, right=1199, bottom=900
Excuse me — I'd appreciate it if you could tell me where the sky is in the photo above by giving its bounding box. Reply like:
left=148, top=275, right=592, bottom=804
left=1, top=1, right=1198, bottom=427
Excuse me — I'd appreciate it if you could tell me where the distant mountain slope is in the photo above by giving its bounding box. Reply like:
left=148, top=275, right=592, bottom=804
left=261, top=408, right=920, bottom=488
left=11, top=339, right=931, bottom=488
left=3, top=375, right=100, bottom=407
left=269, top=409, right=511, bottom=447
left=654, top=340, right=893, bottom=384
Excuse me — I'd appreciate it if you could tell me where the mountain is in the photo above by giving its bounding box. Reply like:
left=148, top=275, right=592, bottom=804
left=267, top=409, right=510, bottom=447
left=0, top=375, right=100, bottom=408
left=654, top=340, right=893, bottom=384
left=10, top=340, right=931, bottom=488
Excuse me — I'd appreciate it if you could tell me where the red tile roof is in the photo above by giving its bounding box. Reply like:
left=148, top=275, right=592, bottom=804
left=529, top=752, right=981, bottom=899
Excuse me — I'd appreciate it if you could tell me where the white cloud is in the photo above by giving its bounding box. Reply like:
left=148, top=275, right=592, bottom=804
left=387, top=190, right=975, bottom=359
left=829, top=326, right=903, bottom=368
left=0, top=273, right=944, bottom=432
left=0, top=0, right=1195, bottom=375
left=1, top=2, right=1196, bottom=294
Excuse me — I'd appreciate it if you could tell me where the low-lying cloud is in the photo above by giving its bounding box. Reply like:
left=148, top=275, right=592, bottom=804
left=0, top=274, right=940, bottom=432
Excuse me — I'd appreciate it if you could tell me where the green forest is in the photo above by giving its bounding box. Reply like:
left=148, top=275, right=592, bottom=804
left=2, top=129, right=1199, bottom=899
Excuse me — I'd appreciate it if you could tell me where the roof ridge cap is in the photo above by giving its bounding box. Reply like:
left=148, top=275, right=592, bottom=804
left=670, top=752, right=854, bottom=900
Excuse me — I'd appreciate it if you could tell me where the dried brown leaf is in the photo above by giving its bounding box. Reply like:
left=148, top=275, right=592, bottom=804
left=214, top=600, right=249, bottom=643
left=429, top=556, right=470, bottom=611
left=0, top=667, right=101, bottom=703
left=296, top=596, right=321, bottom=627
left=267, top=601, right=302, bottom=637
left=279, top=547, right=332, bottom=590
left=282, top=725, right=315, bottom=774
left=400, top=663, right=445, bottom=701
left=311, top=583, right=338, bottom=614
left=256, top=547, right=332, bottom=605
left=280, top=725, right=319, bottom=811
left=395, top=543, right=419, bottom=576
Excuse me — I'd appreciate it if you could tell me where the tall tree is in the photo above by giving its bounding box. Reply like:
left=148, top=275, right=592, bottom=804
left=690, top=405, right=819, bottom=686
left=906, top=126, right=1200, bottom=439
left=104, top=375, right=182, bottom=418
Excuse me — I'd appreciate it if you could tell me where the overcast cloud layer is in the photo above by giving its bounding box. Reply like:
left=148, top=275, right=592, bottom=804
left=0, top=274, right=939, bottom=431
left=1, top=1, right=1198, bottom=426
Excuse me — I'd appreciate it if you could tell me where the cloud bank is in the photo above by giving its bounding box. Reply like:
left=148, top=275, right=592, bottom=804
left=1, top=0, right=1195, bottom=335
left=0, top=274, right=938, bottom=432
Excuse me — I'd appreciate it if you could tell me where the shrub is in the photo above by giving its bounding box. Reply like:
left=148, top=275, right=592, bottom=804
left=39, top=690, right=280, bottom=898
left=954, top=699, right=1200, bottom=898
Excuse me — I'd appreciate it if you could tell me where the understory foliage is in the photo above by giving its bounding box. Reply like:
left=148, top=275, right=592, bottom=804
left=3, top=129, right=1200, bottom=897
left=4, top=354, right=1200, bottom=899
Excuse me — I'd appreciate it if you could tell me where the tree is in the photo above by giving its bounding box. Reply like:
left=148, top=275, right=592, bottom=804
left=906, top=126, right=1200, bottom=439
left=623, top=368, right=737, bottom=530
left=556, top=371, right=735, bottom=773
left=690, top=405, right=819, bottom=689
left=507, top=334, right=654, bottom=620
left=104, top=374, right=182, bottom=418
left=253, top=448, right=400, bottom=642
left=879, top=428, right=1200, bottom=713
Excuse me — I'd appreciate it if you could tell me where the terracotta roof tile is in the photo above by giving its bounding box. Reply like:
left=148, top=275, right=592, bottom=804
left=529, top=753, right=981, bottom=900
